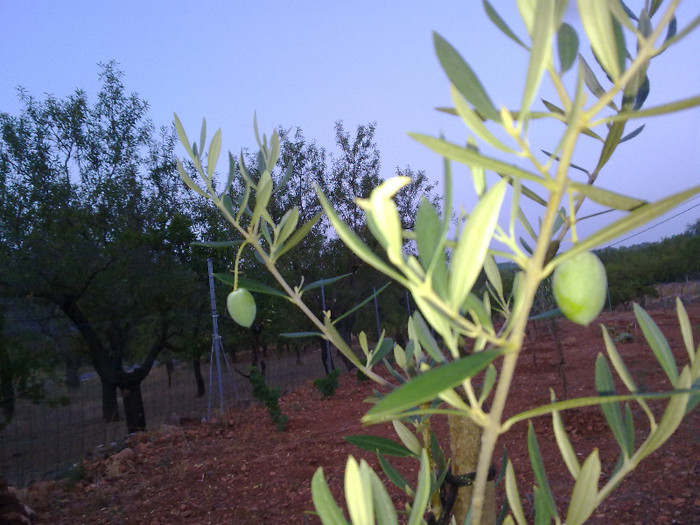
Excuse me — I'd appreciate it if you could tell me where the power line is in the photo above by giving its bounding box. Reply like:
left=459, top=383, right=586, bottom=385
left=606, top=197, right=700, bottom=247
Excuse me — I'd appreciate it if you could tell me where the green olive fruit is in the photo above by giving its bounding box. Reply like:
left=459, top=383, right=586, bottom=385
left=552, top=251, right=607, bottom=326
left=226, top=288, right=256, bottom=328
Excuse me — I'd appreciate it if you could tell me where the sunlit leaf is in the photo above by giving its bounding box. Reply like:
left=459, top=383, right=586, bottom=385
left=363, top=350, right=500, bottom=423
left=451, top=85, right=512, bottom=152
left=392, top=420, right=422, bottom=456
left=407, top=449, right=431, bottom=525
left=579, top=0, right=621, bottom=80
left=505, top=461, right=527, bottom=525
left=433, top=32, right=500, bottom=121
left=521, top=0, right=555, bottom=116
left=345, top=457, right=373, bottom=525
left=312, top=468, right=348, bottom=525
left=565, top=450, right=601, bottom=525
left=274, top=212, right=322, bottom=260
left=207, top=128, right=222, bottom=180
left=634, top=304, right=678, bottom=385
left=369, top=468, right=399, bottom=525
left=316, top=186, right=405, bottom=284
left=595, top=354, right=631, bottom=457
left=550, top=390, right=580, bottom=478
left=448, top=180, right=507, bottom=308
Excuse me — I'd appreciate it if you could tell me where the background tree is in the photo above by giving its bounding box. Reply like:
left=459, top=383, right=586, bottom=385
left=0, top=62, right=217, bottom=432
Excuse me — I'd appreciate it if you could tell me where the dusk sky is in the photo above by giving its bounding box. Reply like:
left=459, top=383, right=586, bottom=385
left=2, top=1, right=699, bottom=249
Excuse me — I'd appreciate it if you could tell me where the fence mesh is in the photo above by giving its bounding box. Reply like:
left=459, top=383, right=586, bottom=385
left=0, top=346, right=328, bottom=487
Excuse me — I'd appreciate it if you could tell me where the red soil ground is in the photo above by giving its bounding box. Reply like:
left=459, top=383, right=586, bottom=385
left=19, top=305, right=700, bottom=524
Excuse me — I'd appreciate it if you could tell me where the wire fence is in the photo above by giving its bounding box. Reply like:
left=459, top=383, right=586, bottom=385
left=0, top=346, right=328, bottom=487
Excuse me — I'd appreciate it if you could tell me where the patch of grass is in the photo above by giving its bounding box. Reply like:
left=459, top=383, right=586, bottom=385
left=313, top=368, right=341, bottom=399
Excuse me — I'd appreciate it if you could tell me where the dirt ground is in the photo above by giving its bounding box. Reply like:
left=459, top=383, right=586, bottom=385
left=18, top=304, right=700, bottom=524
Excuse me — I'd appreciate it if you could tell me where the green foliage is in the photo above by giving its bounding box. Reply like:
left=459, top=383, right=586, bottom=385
left=0, top=62, right=224, bottom=431
left=313, top=368, right=341, bottom=399
left=248, top=366, right=288, bottom=431
left=598, top=228, right=700, bottom=308
left=175, top=2, right=700, bottom=523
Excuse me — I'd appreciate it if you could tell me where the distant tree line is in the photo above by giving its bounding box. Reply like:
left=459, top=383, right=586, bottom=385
left=596, top=219, right=700, bottom=309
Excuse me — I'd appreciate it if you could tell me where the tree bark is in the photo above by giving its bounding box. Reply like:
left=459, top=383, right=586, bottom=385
left=193, top=357, right=205, bottom=397
left=64, top=353, right=81, bottom=389
left=447, top=415, right=496, bottom=525
left=121, top=380, right=146, bottom=432
left=100, top=376, right=120, bottom=422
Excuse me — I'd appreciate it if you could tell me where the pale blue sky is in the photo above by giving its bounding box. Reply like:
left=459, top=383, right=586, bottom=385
left=2, top=1, right=699, bottom=248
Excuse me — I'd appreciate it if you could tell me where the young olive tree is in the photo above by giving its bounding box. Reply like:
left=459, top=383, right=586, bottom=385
left=175, top=1, right=700, bottom=523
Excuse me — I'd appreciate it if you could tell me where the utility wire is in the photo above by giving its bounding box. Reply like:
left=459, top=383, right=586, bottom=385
left=606, top=197, right=700, bottom=247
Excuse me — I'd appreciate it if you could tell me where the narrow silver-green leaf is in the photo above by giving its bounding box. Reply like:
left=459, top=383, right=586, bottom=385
left=407, top=449, right=431, bottom=525
left=177, top=159, right=209, bottom=198
left=527, top=422, right=559, bottom=521
left=483, top=0, right=527, bottom=48
left=601, top=327, right=638, bottom=393
left=639, top=367, right=691, bottom=460
left=595, top=354, right=630, bottom=457
left=393, top=420, right=422, bottom=457
left=634, top=303, right=679, bottom=385
left=316, top=186, right=405, bottom=284
left=312, top=468, right=348, bottom=525
left=333, top=282, right=392, bottom=326
left=565, top=450, right=601, bottom=525
left=369, top=337, right=395, bottom=368
left=448, top=180, right=507, bottom=308
left=548, top=185, right=700, bottom=267
left=345, top=457, right=373, bottom=525
left=191, top=240, right=243, bottom=249
left=451, top=85, right=512, bottom=152
left=410, top=310, right=446, bottom=363
left=603, top=95, right=700, bottom=123
left=214, top=273, right=287, bottom=298
left=550, top=390, right=580, bottom=478
left=344, top=435, right=415, bottom=458
left=369, top=468, right=399, bottom=525
left=505, top=461, right=527, bottom=525
left=207, top=128, right=222, bottom=180
left=198, top=118, right=207, bottom=159
left=569, top=181, right=646, bottom=211
left=533, top=485, right=552, bottom=525
left=578, top=0, right=621, bottom=80
left=410, top=133, right=551, bottom=188
left=274, top=212, right=322, bottom=260
left=378, top=453, right=412, bottom=495
left=484, top=254, right=504, bottom=299
left=579, top=55, right=608, bottom=100
left=363, top=350, right=500, bottom=423
left=676, top=298, right=695, bottom=362
left=275, top=207, right=300, bottom=247
left=557, top=22, right=579, bottom=73
left=173, top=113, right=194, bottom=158
left=521, top=0, right=555, bottom=117
left=433, top=32, right=500, bottom=122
